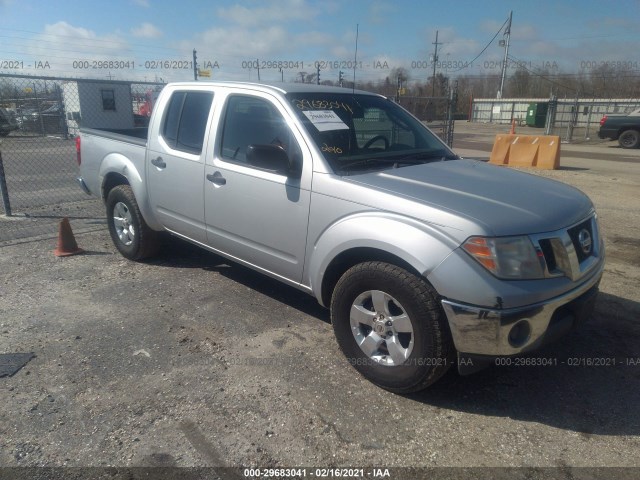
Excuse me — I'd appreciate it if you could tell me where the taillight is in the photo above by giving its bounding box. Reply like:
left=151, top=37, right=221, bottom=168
left=75, top=136, right=81, bottom=165
left=600, top=115, right=607, bottom=126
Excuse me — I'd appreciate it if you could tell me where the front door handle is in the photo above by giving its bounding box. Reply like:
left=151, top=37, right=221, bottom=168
left=151, top=157, right=166, bottom=169
left=206, top=172, right=226, bottom=185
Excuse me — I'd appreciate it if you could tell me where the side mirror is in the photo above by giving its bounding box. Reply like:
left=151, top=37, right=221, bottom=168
left=246, top=144, right=301, bottom=178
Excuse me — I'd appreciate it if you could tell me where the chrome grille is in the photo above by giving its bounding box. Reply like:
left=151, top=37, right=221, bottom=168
left=568, top=219, right=594, bottom=263
left=530, top=214, right=602, bottom=281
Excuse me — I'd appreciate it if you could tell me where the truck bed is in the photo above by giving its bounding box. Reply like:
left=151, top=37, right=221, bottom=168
left=80, top=127, right=148, bottom=146
left=78, top=127, right=149, bottom=197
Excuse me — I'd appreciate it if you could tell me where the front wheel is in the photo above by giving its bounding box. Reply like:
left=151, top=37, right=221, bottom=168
left=330, top=262, right=454, bottom=393
left=106, top=185, right=160, bottom=260
left=618, top=129, right=640, bottom=149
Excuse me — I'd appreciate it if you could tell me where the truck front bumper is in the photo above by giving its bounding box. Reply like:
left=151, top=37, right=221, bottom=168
left=441, top=262, right=603, bottom=359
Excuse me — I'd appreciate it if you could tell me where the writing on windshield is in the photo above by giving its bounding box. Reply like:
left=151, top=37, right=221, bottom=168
left=293, top=99, right=354, bottom=114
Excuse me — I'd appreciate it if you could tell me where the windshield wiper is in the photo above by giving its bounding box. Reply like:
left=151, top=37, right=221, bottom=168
left=337, top=150, right=459, bottom=174
left=390, top=150, right=459, bottom=162
left=336, top=157, right=399, bottom=173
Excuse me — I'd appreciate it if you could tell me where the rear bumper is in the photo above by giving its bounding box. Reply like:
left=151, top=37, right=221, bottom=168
left=598, top=128, right=617, bottom=140
left=441, top=261, right=604, bottom=358
left=77, top=176, right=92, bottom=195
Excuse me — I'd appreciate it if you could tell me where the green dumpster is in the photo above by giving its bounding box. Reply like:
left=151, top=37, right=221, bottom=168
left=526, top=102, right=548, bottom=128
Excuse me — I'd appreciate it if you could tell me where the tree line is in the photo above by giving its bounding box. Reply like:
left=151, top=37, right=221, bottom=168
left=298, top=63, right=640, bottom=118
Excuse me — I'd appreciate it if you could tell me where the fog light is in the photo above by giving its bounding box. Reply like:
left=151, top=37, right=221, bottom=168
left=508, top=320, right=531, bottom=347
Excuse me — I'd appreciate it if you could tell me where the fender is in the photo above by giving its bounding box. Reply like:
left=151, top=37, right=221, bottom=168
left=307, top=211, right=461, bottom=306
left=99, top=153, right=163, bottom=231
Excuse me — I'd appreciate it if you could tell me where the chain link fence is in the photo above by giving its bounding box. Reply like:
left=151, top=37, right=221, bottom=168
left=398, top=94, right=457, bottom=147
left=0, top=74, right=459, bottom=244
left=0, top=74, right=164, bottom=244
left=470, top=97, right=640, bottom=143
left=544, top=97, right=640, bottom=142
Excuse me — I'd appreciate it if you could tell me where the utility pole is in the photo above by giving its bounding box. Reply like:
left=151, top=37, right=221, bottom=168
left=497, top=11, right=512, bottom=98
left=193, top=49, right=198, bottom=81
left=353, top=23, right=359, bottom=89
left=396, top=75, right=402, bottom=102
left=316, top=63, right=320, bottom=85
left=256, top=58, right=261, bottom=81
left=431, top=30, right=442, bottom=96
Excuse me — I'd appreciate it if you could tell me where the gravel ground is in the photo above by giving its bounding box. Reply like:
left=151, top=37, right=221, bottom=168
left=0, top=130, right=639, bottom=479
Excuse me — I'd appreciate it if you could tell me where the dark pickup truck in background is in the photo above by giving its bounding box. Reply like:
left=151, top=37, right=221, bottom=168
left=598, top=107, right=640, bottom=149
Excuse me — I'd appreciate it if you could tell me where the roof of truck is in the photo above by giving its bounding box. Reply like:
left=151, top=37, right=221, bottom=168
left=165, top=81, right=382, bottom=97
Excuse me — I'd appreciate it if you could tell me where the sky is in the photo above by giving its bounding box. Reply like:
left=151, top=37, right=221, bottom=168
left=1, top=0, right=639, bottom=85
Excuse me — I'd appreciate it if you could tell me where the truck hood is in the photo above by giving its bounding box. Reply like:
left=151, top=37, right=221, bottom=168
left=345, top=159, right=593, bottom=236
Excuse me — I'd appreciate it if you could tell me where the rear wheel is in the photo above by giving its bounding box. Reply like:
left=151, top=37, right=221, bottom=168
left=106, top=185, right=160, bottom=260
left=618, top=129, right=640, bottom=149
left=330, top=261, right=454, bottom=393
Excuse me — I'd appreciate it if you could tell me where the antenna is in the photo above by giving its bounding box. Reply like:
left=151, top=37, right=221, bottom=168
left=353, top=24, right=359, bottom=92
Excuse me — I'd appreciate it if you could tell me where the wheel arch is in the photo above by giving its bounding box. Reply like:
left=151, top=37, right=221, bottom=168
left=320, top=247, right=424, bottom=307
left=102, top=172, right=130, bottom=200
left=310, top=214, right=459, bottom=308
left=618, top=126, right=640, bottom=135
left=99, top=154, right=163, bottom=230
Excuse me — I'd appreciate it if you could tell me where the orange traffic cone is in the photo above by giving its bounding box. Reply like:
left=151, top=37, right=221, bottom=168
left=509, top=117, right=516, bottom=134
left=54, top=217, right=83, bottom=257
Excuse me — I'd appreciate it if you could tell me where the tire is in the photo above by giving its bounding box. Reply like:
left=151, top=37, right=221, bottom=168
left=618, top=129, right=640, bottom=149
left=106, top=185, right=160, bottom=260
left=330, top=261, right=454, bottom=393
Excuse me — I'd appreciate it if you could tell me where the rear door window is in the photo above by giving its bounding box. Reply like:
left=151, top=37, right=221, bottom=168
left=162, top=91, right=214, bottom=154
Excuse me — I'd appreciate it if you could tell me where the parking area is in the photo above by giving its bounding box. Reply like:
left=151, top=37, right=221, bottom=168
left=0, top=123, right=639, bottom=478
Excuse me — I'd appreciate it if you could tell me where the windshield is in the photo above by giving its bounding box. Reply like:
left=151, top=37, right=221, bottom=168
left=286, top=92, right=458, bottom=174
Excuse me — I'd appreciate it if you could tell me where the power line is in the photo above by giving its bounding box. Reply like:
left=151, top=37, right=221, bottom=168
left=497, top=11, right=512, bottom=98
left=448, top=16, right=510, bottom=73
left=505, top=53, right=591, bottom=95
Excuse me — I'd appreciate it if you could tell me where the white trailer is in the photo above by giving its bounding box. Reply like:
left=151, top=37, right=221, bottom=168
left=62, top=81, right=135, bottom=136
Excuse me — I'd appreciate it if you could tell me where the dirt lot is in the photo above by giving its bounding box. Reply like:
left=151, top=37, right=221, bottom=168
left=1, top=126, right=639, bottom=479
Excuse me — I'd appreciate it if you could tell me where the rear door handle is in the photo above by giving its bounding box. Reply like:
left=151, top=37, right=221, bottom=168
left=151, top=157, right=166, bottom=169
left=206, top=172, right=226, bottom=185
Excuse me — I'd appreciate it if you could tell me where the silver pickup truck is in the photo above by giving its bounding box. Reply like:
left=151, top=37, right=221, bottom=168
left=77, top=82, right=604, bottom=392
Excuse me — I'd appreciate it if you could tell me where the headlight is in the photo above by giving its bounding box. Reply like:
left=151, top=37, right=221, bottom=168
left=462, top=236, right=545, bottom=279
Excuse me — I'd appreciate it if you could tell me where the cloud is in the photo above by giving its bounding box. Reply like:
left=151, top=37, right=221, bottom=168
left=604, top=17, right=637, bottom=28
left=295, top=31, right=334, bottom=48
left=23, top=21, right=132, bottom=78
left=132, top=0, right=150, bottom=7
left=183, top=25, right=291, bottom=59
left=594, top=17, right=640, bottom=31
left=424, top=27, right=480, bottom=59
left=511, top=24, right=537, bottom=42
left=368, top=1, right=394, bottom=24
left=217, top=0, right=318, bottom=27
left=181, top=0, right=348, bottom=70
left=131, top=22, right=162, bottom=38
left=30, top=21, right=130, bottom=56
